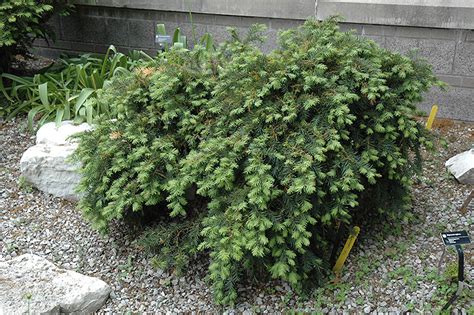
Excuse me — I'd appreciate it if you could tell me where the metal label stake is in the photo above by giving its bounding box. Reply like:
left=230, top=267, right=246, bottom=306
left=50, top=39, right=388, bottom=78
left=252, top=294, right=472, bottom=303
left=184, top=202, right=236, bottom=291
left=440, top=230, right=471, bottom=311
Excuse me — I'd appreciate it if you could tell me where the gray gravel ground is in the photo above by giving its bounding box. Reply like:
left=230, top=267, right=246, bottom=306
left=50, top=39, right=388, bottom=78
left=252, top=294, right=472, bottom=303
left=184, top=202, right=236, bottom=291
left=1, top=117, right=473, bottom=314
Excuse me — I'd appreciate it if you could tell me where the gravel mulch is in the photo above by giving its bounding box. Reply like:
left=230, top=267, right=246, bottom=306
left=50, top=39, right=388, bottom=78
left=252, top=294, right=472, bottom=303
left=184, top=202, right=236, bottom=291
left=0, top=117, right=473, bottom=314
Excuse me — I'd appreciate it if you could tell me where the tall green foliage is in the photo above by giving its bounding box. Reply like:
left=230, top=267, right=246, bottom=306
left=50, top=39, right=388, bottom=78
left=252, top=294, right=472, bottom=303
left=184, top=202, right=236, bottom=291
left=74, top=19, right=441, bottom=305
left=0, top=46, right=153, bottom=127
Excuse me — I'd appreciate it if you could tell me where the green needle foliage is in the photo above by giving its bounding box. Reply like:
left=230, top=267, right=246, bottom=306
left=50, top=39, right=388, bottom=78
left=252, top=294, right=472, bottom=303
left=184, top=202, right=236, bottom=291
left=74, top=18, right=442, bottom=305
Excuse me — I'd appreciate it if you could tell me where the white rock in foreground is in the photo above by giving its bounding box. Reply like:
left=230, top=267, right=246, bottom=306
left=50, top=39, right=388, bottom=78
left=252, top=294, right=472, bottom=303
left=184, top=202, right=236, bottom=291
left=36, top=121, right=91, bottom=146
left=445, top=149, right=474, bottom=185
left=20, top=121, right=91, bottom=200
left=0, top=254, right=111, bottom=314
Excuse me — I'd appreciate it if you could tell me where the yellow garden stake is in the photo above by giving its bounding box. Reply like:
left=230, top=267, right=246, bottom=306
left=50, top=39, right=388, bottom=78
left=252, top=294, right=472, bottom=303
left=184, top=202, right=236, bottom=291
left=333, top=226, right=361, bottom=277
left=426, top=104, right=438, bottom=130
left=329, top=220, right=343, bottom=270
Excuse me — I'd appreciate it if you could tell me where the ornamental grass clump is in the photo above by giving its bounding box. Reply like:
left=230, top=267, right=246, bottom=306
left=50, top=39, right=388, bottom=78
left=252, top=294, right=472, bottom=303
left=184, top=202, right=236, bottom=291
left=74, top=19, right=442, bottom=305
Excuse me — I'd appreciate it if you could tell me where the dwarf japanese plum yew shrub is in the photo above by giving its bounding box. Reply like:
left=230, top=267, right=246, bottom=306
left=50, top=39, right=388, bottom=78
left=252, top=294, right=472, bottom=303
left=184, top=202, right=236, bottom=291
left=73, top=19, right=441, bottom=305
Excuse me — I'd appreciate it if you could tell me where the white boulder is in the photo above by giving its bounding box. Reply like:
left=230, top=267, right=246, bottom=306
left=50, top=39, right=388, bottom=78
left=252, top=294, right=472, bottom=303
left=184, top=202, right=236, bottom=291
left=20, top=121, right=92, bottom=200
left=445, top=149, right=474, bottom=185
left=0, top=254, right=111, bottom=314
left=36, top=120, right=91, bottom=146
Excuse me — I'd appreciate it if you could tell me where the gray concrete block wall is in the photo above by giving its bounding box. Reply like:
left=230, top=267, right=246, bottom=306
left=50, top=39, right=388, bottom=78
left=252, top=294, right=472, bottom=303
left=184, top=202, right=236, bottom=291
left=34, top=6, right=291, bottom=55
left=33, top=5, right=473, bottom=121
left=344, top=24, right=474, bottom=120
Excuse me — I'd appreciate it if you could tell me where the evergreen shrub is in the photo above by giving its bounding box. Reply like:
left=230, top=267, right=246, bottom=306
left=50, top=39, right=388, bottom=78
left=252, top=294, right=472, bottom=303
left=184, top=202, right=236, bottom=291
left=74, top=19, right=441, bottom=305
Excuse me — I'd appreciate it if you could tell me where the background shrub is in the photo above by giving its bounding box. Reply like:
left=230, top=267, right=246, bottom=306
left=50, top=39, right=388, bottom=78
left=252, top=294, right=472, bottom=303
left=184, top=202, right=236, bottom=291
left=74, top=19, right=441, bottom=305
left=0, top=0, right=72, bottom=73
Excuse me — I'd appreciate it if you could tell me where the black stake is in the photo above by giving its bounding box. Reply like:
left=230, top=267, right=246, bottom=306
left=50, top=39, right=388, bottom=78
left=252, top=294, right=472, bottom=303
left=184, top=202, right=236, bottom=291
left=441, top=245, right=465, bottom=311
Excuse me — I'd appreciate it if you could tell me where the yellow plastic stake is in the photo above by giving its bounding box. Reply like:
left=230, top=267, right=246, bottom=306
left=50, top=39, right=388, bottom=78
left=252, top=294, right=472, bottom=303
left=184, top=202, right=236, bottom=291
left=333, top=226, right=361, bottom=276
left=426, top=105, right=438, bottom=130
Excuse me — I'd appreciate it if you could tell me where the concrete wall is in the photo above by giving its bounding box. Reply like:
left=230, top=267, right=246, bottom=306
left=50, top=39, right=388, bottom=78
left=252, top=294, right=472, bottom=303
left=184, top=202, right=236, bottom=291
left=34, top=0, right=474, bottom=121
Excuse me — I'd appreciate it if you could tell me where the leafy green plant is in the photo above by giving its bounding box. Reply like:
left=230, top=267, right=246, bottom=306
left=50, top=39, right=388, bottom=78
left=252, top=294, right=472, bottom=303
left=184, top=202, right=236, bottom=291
left=74, top=18, right=442, bottom=305
left=24, top=292, right=32, bottom=315
left=443, top=261, right=458, bottom=281
left=0, top=45, right=153, bottom=128
left=5, top=241, right=19, bottom=254
left=1, top=22, right=213, bottom=126
left=18, top=175, right=33, bottom=193
left=425, top=266, right=473, bottom=310
left=118, top=256, right=134, bottom=281
left=0, top=0, right=72, bottom=73
left=156, top=23, right=187, bottom=50
left=156, top=23, right=215, bottom=52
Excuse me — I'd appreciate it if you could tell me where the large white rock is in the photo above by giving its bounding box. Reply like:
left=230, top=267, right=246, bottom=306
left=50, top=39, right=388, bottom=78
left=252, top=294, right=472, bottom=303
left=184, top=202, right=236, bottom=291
left=0, top=254, right=111, bottom=314
left=445, top=149, right=474, bottom=185
left=36, top=121, right=91, bottom=146
left=20, top=121, right=92, bottom=200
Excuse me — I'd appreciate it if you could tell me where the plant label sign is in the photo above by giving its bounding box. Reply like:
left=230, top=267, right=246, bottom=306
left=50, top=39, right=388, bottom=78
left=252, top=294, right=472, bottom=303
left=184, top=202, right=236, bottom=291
left=156, top=35, right=172, bottom=43
left=441, top=231, right=471, bottom=246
